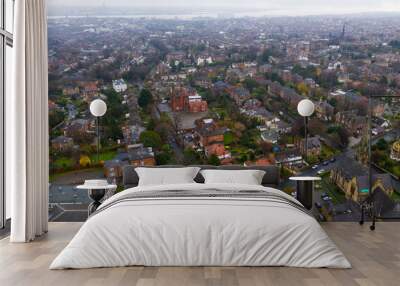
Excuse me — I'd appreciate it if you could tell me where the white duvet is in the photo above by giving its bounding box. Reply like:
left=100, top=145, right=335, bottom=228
left=50, top=183, right=351, bottom=269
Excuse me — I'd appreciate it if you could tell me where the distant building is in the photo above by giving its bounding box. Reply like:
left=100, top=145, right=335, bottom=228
left=103, top=159, right=129, bottom=179
left=335, top=110, right=367, bottom=136
left=81, top=82, right=99, bottom=102
left=188, top=94, right=208, bottom=113
left=259, top=64, right=272, bottom=74
left=170, top=87, right=207, bottom=113
left=122, top=125, right=145, bottom=144
left=261, top=130, right=280, bottom=144
left=127, top=144, right=156, bottom=166
left=330, top=168, right=395, bottom=204
left=48, top=100, right=58, bottom=111
left=112, top=79, right=128, bottom=93
left=51, top=136, right=74, bottom=151
left=170, top=87, right=190, bottom=112
left=197, top=55, right=213, bottom=66
left=315, top=100, right=334, bottom=121
left=63, top=86, right=80, bottom=97
left=195, top=119, right=231, bottom=163
left=64, top=119, right=90, bottom=137
left=226, top=86, right=250, bottom=106
left=166, top=51, right=186, bottom=65
left=244, top=156, right=275, bottom=167
left=298, top=136, right=321, bottom=157
left=391, top=140, right=400, bottom=161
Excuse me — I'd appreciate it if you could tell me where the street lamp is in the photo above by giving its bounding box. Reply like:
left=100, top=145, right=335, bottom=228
left=297, top=99, right=315, bottom=161
left=90, top=99, right=107, bottom=164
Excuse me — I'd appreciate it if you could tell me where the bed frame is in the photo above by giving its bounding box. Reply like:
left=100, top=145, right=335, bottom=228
left=122, top=165, right=281, bottom=189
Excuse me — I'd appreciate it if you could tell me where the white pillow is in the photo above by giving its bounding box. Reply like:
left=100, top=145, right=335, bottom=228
left=136, top=167, right=201, bottom=186
left=200, top=169, right=266, bottom=185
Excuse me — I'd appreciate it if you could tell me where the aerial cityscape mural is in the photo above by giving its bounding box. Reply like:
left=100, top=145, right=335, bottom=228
left=47, top=5, right=400, bottom=222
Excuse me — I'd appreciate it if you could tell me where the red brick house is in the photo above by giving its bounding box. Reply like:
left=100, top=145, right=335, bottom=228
left=195, top=119, right=231, bottom=163
left=170, top=87, right=208, bottom=113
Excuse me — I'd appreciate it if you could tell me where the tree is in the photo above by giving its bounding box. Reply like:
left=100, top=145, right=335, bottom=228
left=260, top=49, right=273, bottom=63
left=79, top=155, right=91, bottom=168
left=376, top=138, right=388, bottom=150
left=296, top=83, right=309, bottom=96
left=49, top=110, right=65, bottom=129
left=139, top=131, right=162, bottom=149
left=207, top=154, right=221, bottom=166
left=138, top=89, right=153, bottom=109
left=102, top=89, right=129, bottom=141
left=183, top=148, right=203, bottom=165
left=337, top=127, right=350, bottom=147
left=155, top=144, right=174, bottom=165
left=243, top=77, right=259, bottom=93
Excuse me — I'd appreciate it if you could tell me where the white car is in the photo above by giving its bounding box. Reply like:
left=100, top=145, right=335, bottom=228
left=317, top=169, right=326, bottom=175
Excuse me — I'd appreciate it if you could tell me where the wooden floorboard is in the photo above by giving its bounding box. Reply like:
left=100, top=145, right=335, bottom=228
left=0, top=222, right=398, bottom=286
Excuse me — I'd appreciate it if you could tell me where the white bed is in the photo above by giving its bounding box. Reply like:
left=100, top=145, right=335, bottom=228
left=50, top=183, right=351, bottom=269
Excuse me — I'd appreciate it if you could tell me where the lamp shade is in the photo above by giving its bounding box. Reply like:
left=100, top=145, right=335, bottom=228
left=90, top=99, right=107, bottom=117
left=297, top=99, right=315, bottom=117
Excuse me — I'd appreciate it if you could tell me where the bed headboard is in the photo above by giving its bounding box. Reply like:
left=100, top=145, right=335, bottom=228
left=122, top=165, right=281, bottom=189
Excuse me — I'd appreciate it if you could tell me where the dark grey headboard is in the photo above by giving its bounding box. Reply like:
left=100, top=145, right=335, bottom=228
left=122, top=165, right=281, bottom=189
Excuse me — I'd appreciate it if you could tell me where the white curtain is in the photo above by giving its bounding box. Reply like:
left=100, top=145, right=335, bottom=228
left=8, top=0, right=49, bottom=242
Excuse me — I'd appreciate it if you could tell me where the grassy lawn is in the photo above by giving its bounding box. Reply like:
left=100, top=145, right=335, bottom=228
left=53, top=157, right=75, bottom=169
left=89, top=150, right=117, bottom=162
left=49, top=167, right=104, bottom=183
left=320, top=144, right=339, bottom=160
left=391, top=191, right=400, bottom=202
left=231, top=146, right=248, bottom=155
left=393, top=166, right=400, bottom=178
left=224, top=132, right=234, bottom=145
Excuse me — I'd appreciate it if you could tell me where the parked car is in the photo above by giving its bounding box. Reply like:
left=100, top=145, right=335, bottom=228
left=322, top=196, right=332, bottom=202
left=312, top=164, right=319, bottom=169
left=315, top=202, right=322, bottom=209
left=317, top=169, right=327, bottom=175
left=330, top=157, right=336, bottom=163
left=323, top=161, right=329, bottom=166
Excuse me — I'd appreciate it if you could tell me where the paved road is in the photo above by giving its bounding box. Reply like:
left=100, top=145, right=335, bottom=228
left=288, top=147, right=367, bottom=221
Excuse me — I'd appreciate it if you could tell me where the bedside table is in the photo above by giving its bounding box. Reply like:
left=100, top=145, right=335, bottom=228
left=289, top=177, right=321, bottom=210
left=77, top=180, right=117, bottom=215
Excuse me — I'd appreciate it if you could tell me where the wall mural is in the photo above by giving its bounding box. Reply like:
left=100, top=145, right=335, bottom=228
left=47, top=11, right=400, bottom=222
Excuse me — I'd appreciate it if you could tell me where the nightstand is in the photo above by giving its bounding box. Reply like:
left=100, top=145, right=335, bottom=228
left=289, top=177, right=321, bottom=210
left=77, top=180, right=117, bottom=215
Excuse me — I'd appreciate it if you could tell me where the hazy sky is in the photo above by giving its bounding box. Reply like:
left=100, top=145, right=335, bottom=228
left=48, top=0, right=400, bottom=15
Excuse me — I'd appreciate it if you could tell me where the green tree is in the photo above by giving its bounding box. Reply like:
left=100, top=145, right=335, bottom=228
left=102, top=89, right=128, bottom=141
left=183, top=148, right=203, bottom=165
left=155, top=144, right=174, bottom=165
left=139, top=131, right=162, bottom=149
left=243, top=77, right=259, bottom=93
left=207, top=154, right=221, bottom=166
left=49, top=110, right=65, bottom=129
left=138, top=89, right=153, bottom=109
left=376, top=138, right=388, bottom=150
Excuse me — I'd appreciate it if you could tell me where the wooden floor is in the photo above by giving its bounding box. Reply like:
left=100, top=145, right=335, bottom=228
left=0, top=222, right=399, bottom=286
